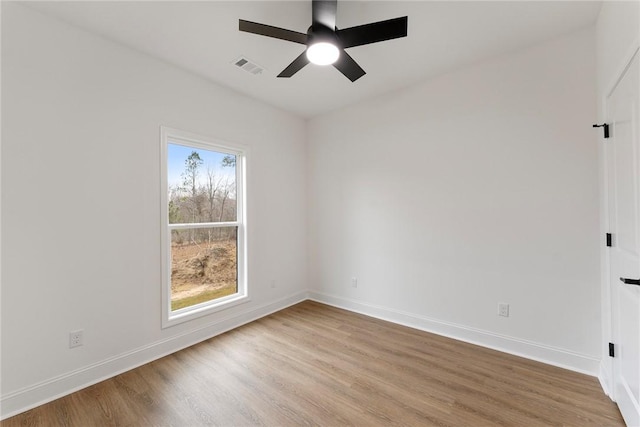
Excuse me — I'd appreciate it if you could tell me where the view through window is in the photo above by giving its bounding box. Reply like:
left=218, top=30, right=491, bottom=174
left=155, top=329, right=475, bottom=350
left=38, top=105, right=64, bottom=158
left=161, top=128, right=246, bottom=325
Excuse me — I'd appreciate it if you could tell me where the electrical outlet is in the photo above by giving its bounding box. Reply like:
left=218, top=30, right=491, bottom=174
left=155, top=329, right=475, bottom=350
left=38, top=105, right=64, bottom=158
left=498, top=303, right=509, bottom=317
left=270, top=280, right=276, bottom=289
left=351, top=277, right=358, bottom=288
left=69, top=330, right=83, bottom=348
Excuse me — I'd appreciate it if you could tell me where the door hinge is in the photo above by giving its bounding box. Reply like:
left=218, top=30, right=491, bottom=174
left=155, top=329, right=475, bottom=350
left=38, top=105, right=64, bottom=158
left=606, top=233, right=612, bottom=247
left=593, top=123, right=610, bottom=138
left=609, top=342, right=615, bottom=357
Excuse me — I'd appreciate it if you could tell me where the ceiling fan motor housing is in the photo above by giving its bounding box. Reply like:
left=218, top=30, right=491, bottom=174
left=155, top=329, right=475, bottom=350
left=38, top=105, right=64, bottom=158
left=307, top=25, right=340, bottom=48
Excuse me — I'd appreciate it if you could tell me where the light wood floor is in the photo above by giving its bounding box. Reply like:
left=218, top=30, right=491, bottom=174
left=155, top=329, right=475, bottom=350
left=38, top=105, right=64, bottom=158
left=2, top=300, right=623, bottom=426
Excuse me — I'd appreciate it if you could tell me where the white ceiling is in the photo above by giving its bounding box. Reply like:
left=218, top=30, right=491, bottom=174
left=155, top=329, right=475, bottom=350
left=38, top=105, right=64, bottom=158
left=26, top=1, right=602, bottom=118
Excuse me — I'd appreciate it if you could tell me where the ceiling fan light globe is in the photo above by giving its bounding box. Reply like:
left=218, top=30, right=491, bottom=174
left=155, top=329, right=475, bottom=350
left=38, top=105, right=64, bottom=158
left=306, top=42, right=340, bottom=65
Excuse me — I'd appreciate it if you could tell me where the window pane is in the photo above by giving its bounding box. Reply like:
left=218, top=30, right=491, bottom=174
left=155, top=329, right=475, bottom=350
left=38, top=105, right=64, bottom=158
left=167, top=143, right=237, bottom=224
left=170, top=226, right=238, bottom=311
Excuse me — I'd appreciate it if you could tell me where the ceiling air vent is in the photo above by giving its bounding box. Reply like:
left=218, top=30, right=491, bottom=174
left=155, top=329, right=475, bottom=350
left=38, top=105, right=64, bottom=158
left=233, top=56, right=265, bottom=75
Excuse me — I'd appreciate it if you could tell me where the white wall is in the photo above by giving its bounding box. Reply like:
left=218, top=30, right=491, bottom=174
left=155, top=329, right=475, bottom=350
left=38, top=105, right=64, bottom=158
left=595, top=0, right=640, bottom=397
left=308, top=27, right=601, bottom=374
left=1, top=3, right=307, bottom=417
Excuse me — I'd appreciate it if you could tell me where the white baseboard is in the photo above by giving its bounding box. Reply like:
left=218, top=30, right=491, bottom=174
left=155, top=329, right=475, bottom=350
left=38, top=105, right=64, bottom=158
left=599, top=360, right=614, bottom=399
left=309, top=291, right=600, bottom=376
left=0, top=291, right=308, bottom=420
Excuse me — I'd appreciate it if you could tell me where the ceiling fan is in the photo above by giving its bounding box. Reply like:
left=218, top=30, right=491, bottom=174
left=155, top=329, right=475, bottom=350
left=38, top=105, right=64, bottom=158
left=239, top=0, right=408, bottom=82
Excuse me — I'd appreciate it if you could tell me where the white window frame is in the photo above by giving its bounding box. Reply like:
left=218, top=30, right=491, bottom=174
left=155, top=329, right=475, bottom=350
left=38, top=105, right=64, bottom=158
left=160, top=126, right=249, bottom=328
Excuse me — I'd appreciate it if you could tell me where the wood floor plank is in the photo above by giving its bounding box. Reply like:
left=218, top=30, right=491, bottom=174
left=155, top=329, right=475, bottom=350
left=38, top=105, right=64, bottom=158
left=2, top=301, right=624, bottom=426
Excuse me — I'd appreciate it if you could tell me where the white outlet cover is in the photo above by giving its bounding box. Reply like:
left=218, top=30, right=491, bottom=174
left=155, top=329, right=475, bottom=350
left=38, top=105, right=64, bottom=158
left=498, top=304, right=509, bottom=317
left=69, top=330, right=83, bottom=348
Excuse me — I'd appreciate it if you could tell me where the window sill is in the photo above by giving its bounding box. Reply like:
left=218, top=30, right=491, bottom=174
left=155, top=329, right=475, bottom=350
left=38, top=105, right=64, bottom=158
left=162, top=293, right=250, bottom=329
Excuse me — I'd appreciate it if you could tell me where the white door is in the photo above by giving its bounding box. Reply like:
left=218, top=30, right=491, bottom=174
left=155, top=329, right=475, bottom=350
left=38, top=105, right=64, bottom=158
left=607, top=48, right=640, bottom=426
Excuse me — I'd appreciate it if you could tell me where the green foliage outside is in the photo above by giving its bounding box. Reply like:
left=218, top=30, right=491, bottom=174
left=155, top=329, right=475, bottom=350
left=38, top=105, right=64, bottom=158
left=171, top=285, right=237, bottom=311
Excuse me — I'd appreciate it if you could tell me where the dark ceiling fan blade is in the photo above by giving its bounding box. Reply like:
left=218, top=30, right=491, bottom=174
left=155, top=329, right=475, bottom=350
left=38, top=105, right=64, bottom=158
left=333, top=50, right=365, bottom=82
left=277, top=51, right=311, bottom=78
left=239, top=19, right=308, bottom=44
left=312, top=0, right=337, bottom=30
left=336, top=16, right=408, bottom=48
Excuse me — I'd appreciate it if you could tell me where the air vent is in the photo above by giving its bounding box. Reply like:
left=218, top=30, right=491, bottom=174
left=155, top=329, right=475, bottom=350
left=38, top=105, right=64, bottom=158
left=233, top=56, right=265, bottom=75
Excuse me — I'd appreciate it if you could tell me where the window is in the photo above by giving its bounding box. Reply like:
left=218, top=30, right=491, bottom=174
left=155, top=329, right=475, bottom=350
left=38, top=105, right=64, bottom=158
left=161, top=127, right=247, bottom=327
